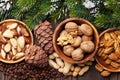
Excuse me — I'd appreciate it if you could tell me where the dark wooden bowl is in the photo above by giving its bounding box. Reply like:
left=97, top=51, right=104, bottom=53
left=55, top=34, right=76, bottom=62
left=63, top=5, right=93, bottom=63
left=0, top=19, right=33, bottom=63
left=53, top=18, right=99, bottom=64
left=96, top=28, right=120, bottom=72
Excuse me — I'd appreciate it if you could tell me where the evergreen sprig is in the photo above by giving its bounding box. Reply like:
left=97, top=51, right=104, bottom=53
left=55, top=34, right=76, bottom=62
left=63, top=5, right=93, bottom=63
left=0, top=0, right=120, bottom=30
left=94, top=0, right=120, bottom=29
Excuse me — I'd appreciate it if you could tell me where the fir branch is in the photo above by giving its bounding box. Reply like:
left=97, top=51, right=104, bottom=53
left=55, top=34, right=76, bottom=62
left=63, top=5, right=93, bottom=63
left=69, top=2, right=94, bottom=21
left=94, top=0, right=120, bottom=29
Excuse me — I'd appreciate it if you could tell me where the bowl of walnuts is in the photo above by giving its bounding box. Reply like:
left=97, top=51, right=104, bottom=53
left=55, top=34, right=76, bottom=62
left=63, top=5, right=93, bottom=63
left=53, top=18, right=99, bottom=64
left=96, top=28, right=120, bottom=72
left=0, top=19, right=33, bottom=63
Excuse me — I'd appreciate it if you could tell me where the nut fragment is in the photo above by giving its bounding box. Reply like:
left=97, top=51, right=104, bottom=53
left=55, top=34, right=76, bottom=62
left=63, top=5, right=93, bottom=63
left=7, top=23, right=17, bottom=29
left=104, top=33, right=111, bottom=40
left=21, top=27, right=29, bottom=36
left=10, top=38, right=17, bottom=48
left=101, top=70, right=111, bottom=77
left=4, top=43, right=11, bottom=52
left=104, top=47, right=114, bottom=54
left=49, top=59, right=60, bottom=69
left=13, top=52, right=24, bottom=60
left=95, top=64, right=103, bottom=72
left=3, top=29, right=14, bottom=38
left=0, top=35, right=6, bottom=44
left=110, top=61, right=119, bottom=68
left=79, top=66, right=89, bottom=76
left=1, top=49, right=6, bottom=59
left=17, top=36, right=25, bottom=49
left=108, top=53, right=119, bottom=61
left=12, top=47, right=17, bottom=55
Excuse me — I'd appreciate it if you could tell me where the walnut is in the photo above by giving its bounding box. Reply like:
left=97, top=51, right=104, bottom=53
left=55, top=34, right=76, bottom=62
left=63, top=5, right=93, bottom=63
left=79, top=24, right=93, bottom=36
left=80, top=41, right=95, bottom=53
left=57, top=30, right=74, bottom=46
left=63, top=45, right=74, bottom=56
left=71, top=36, right=82, bottom=47
left=71, top=48, right=84, bottom=60
left=65, top=22, right=78, bottom=37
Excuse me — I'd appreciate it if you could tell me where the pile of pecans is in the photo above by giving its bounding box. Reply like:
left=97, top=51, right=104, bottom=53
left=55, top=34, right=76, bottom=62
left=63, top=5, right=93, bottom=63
left=0, top=21, right=32, bottom=63
left=98, top=30, right=120, bottom=69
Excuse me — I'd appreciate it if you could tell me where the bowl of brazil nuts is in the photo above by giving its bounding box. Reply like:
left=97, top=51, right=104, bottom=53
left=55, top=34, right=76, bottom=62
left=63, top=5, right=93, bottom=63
left=53, top=18, right=99, bottom=64
left=96, top=28, right=120, bottom=72
left=0, top=19, right=33, bottom=63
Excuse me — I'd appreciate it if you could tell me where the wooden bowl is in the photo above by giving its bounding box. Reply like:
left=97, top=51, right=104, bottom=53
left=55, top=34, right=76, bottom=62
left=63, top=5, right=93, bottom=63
left=96, top=28, right=120, bottom=72
left=53, top=18, right=99, bottom=64
left=0, top=19, right=33, bottom=63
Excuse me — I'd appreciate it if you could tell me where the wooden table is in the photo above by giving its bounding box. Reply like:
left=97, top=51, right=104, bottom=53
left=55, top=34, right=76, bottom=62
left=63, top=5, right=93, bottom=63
left=0, top=63, right=119, bottom=80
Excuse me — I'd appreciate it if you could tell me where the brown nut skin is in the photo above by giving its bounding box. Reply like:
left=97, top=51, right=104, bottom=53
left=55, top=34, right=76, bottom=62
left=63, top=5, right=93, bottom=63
left=79, top=24, right=93, bottom=36
left=71, top=48, right=84, bottom=60
left=71, top=36, right=82, bottom=47
left=63, top=45, right=74, bottom=56
left=80, top=41, right=95, bottom=53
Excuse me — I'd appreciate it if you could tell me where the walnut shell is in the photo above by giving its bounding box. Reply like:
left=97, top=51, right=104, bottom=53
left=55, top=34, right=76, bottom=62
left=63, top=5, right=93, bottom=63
left=78, top=26, right=83, bottom=36
left=82, top=35, right=92, bottom=41
left=71, top=48, right=84, bottom=60
left=63, top=45, right=74, bottom=56
left=71, top=36, right=82, bottom=47
left=65, top=22, right=78, bottom=29
left=80, top=41, right=95, bottom=53
left=79, top=24, right=93, bottom=36
left=64, top=22, right=78, bottom=37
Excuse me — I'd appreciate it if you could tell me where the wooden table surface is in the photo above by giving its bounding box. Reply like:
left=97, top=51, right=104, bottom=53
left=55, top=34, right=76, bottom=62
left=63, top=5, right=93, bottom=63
left=0, top=63, right=120, bottom=80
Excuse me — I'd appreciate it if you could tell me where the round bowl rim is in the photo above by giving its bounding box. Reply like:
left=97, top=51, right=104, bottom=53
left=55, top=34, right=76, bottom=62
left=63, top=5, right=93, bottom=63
left=53, top=18, right=99, bottom=64
left=0, top=19, right=33, bottom=64
left=95, top=28, right=120, bottom=72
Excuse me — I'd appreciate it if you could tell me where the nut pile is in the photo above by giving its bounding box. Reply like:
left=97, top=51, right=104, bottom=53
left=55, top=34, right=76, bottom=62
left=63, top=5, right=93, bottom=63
left=0, top=22, right=31, bottom=62
left=57, top=22, right=95, bottom=60
left=49, top=52, right=94, bottom=77
left=0, top=61, right=62, bottom=80
left=98, top=30, right=120, bottom=69
left=95, top=64, right=111, bottom=77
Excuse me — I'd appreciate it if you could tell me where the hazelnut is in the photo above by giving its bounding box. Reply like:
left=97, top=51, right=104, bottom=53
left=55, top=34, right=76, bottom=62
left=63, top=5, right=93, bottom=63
left=80, top=41, right=95, bottom=53
left=71, top=48, right=84, bottom=60
left=63, top=45, right=74, bottom=56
